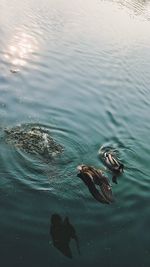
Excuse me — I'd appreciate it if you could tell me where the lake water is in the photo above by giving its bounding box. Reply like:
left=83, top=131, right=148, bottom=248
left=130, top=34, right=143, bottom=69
left=0, top=0, right=150, bottom=266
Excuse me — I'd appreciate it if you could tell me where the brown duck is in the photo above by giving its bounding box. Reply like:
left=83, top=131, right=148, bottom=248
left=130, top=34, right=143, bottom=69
left=77, top=165, right=113, bottom=204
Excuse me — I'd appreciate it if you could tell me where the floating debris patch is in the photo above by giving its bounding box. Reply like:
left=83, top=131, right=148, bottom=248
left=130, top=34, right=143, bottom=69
left=4, top=125, right=63, bottom=158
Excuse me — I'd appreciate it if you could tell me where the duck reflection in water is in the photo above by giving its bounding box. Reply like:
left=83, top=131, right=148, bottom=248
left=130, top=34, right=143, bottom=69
left=50, top=214, right=80, bottom=259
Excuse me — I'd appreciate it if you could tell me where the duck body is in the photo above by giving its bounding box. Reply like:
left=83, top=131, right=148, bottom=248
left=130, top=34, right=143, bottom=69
left=102, top=152, right=124, bottom=174
left=99, top=148, right=124, bottom=184
left=77, top=165, right=113, bottom=204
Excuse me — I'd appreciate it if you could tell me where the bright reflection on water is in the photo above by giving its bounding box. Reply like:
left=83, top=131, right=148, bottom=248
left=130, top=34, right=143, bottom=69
left=4, top=31, right=38, bottom=71
left=0, top=1, right=150, bottom=267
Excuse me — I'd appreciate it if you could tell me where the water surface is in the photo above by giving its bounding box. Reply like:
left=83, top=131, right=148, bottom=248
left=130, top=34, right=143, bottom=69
left=0, top=1, right=150, bottom=266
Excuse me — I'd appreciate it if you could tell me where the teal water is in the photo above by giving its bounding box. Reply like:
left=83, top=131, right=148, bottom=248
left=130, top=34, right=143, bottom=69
left=0, top=0, right=150, bottom=266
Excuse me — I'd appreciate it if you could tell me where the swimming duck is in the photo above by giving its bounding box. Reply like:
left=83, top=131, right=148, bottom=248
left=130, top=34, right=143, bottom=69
left=99, top=150, right=124, bottom=184
left=103, top=152, right=124, bottom=173
left=77, top=165, right=113, bottom=204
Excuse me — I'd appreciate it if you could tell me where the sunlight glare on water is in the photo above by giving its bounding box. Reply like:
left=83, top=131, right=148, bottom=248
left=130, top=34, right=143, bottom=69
left=4, top=30, right=38, bottom=72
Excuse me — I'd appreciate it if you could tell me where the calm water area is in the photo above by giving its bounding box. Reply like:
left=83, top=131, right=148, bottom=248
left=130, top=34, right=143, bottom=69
left=0, top=0, right=150, bottom=266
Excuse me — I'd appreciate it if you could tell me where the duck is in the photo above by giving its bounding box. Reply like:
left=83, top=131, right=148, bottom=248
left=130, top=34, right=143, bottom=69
left=77, top=164, right=113, bottom=204
left=99, top=150, right=124, bottom=184
left=103, top=152, right=124, bottom=173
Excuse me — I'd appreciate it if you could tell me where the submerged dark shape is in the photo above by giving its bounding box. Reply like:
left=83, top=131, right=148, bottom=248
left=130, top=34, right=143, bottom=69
left=50, top=214, right=80, bottom=259
left=77, top=165, right=113, bottom=204
left=4, top=124, right=63, bottom=159
left=98, top=146, right=124, bottom=184
left=10, top=69, right=19, bottom=73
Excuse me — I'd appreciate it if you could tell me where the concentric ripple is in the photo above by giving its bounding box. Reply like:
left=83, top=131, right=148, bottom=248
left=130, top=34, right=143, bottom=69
left=2, top=123, right=92, bottom=197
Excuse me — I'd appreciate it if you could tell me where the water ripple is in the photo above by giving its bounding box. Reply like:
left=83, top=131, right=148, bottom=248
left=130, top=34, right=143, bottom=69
left=1, top=1, right=150, bottom=266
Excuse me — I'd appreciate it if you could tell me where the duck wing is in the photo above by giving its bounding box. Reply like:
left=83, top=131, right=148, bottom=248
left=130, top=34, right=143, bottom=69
left=100, top=183, right=114, bottom=203
left=96, top=170, right=110, bottom=185
left=78, top=172, right=110, bottom=204
left=88, top=182, right=110, bottom=204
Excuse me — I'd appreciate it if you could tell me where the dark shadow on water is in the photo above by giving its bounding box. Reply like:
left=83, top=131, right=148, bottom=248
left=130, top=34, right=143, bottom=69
left=50, top=214, right=80, bottom=259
